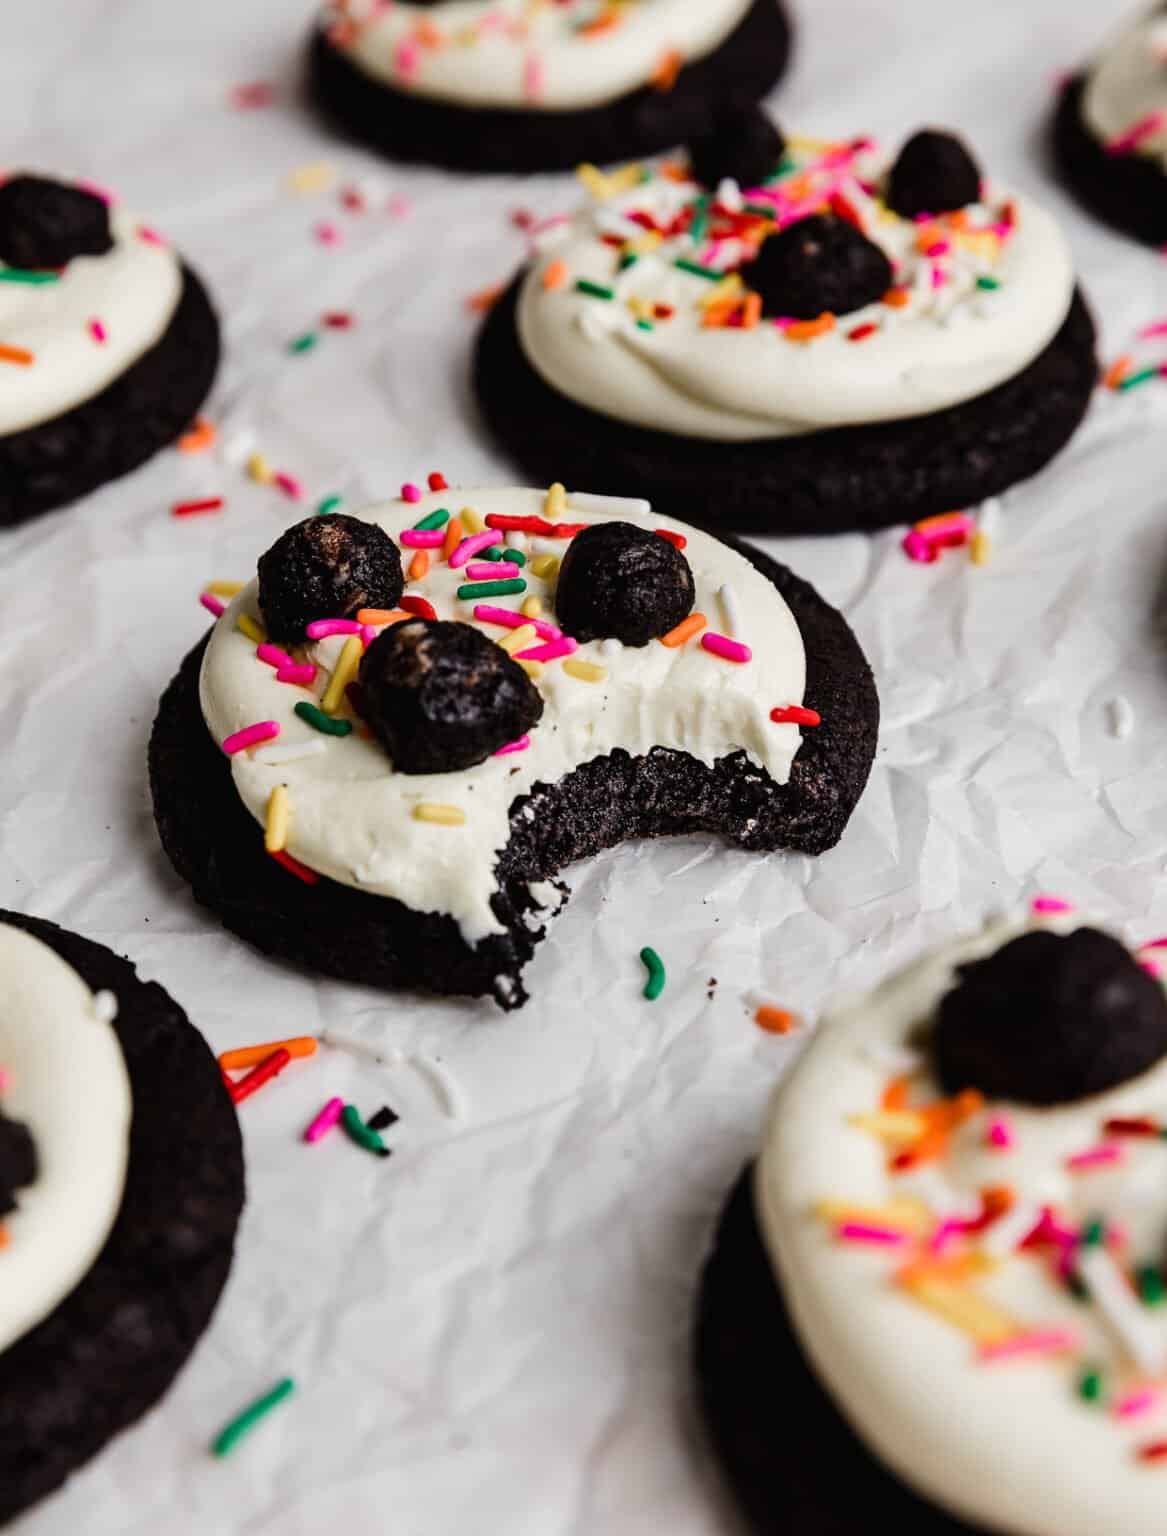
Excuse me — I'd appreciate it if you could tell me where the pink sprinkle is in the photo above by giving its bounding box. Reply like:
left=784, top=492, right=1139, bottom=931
left=701, top=632, right=752, bottom=664
left=1067, top=1143, right=1125, bottom=1171
left=199, top=592, right=226, bottom=618
left=401, top=482, right=422, bottom=503
left=274, top=471, right=304, bottom=502
left=473, top=603, right=562, bottom=642
left=1141, top=936, right=1167, bottom=951
left=222, top=721, right=280, bottom=755
left=306, top=619, right=362, bottom=639
left=1117, top=1388, right=1161, bottom=1420
left=987, top=1116, right=1015, bottom=1149
left=523, top=50, right=545, bottom=101
left=400, top=528, right=446, bottom=548
left=88, top=317, right=107, bottom=344
left=494, top=735, right=531, bottom=757
left=930, top=264, right=948, bottom=290
left=1032, top=895, right=1073, bottom=914
left=315, top=221, right=343, bottom=246
left=837, top=1222, right=908, bottom=1247
left=466, top=561, right=521, bottom=580
left=928, top=1219, right=964, bottom=1255
left=1144, top=958, right=1163, bottom=979
left=978, top=1328, right=1078, bottom=1363
left=304, top=1096, right=344, bottom=1144
left=395, top=39, right=421, bottom=79
left=360, top=625, right=378, bottom=649
left=76, top=178, right=116, bottom=205
left=516, top=636, right=578, bottom=664
left=388, top=194, right=411, bottom=220
left=903, top=530, right=937, bottom=563
left=1107, top=110, right=1167, bottom=156
left=924, top=239, right=951, bottom=257
left=231, top=81, right=276, bottom=110
left=1138, top=319, right=1167, bottom=340
left=257, top=643, right=295, bottom=669
left=449, top=530, right=503, bottom=568
left=137, top=225, right=165, bottom=246
left=276, top=663, right=316, bottom=686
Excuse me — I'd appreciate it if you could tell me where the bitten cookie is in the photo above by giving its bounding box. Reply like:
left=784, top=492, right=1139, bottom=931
left=149, top=484, right=878, bottom=1009
left=1054, top=6, right=1167, bottom=247
left=308, top=0, right=791, bottom=173
left=696, top=909, right=1167, bottom=1535
left=0, top=911, right=243, bottom=1525
left=0, top=172, right=219, bottom=527
left=475, top=116, right=1098, bottom=535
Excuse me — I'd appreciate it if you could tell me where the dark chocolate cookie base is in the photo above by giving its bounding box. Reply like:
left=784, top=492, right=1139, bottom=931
left=694, top=1167, right=985, bottom=1535
left=148, top=541, right=877, bottom=1009
left=307, top=0, right=790, bottom=174
left=474, top=279, right=1098, bottom=536
left=1053, top=75, right=1167, bottom=248
left=0, top=263, right=220, bottom=529
left=0, top=912, right=243, bottom=1525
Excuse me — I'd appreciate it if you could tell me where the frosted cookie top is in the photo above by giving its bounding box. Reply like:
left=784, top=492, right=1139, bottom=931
left=1082, top=4, right=1167, bottom=171
left=0, top=173, right=182, bottom=436
left=0, top=921, right=131, bottom=1354
left=757, top=910, right=1167, bottom=1536
left=516, top=126, right=1075, bottom=442
left=321, top=0, right=753, bottom=110
left=199, top=486, right=809, bottom=945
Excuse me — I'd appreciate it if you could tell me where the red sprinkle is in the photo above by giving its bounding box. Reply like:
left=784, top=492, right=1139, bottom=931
left=400, top=594, right=437, bottom=620
left=1139, top=1440, right=1167, bottom=1464
left=427, top=471, right=448, bottom=491
left=269, top=849, right=319, bottom=885
left=323, top=311, right=354, bottom=329
left=231, top=81, right=275, bottom=110
left=550, top=522, right=589, bottom=538
left=1104, top=1117, right=1161, bottom=1138
left=770, top=705, right=822, bottom=727
left=172, top=496, right=224, bottom=518
left=655, top=528, right=687, bottom=550
left=486, top=513, right=555, bottom=534
left=829, top=192, right=864, bottom=230
left=848, top=322, right=879, bottom=342
left=229, top=1047, right=292, bottom=1104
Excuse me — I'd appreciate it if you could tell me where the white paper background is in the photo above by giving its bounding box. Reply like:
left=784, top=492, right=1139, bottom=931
left=2, top=1, right=1167, bottom=1531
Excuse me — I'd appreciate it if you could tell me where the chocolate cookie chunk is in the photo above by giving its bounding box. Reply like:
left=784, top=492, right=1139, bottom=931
left=555, top=522, right=695, bottom=645
left=0, top=174, right=112, bottom=270
left=746, top=214, right=893, bottom=320
left=258, top=515, right=404, bottom=643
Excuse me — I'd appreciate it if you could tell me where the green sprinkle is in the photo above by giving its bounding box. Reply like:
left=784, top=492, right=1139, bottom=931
left=766, top=157, right=797, bottom=182
left=640, top=946, right=665, bottom=1001
left=211, top=1378, right=295, bottom=1457
left=481, top=544, right=505, bottom=561
left=976, top=276, right=1002, bottom=291
left=1119, top=366, right=1161, bottom=393
left=1082, top=1218, right=1106, bottom=1248
left=341, top=1104, right=391, bottom=1158
left=1138, top=1264, right=1166, bottom=1307
left=289, top=332, right=318, bottom=354
left=457, top=578, right=526, bottom=600
left=743, top=202, right=777, bottom=217
left=507, top=548, right=527, bottom=567
left=636, top=319, right=654, bottom=331
left=618, top=252, right=640, bottom=272
left=0, top=267, right=60, bottom=285
left=1065, top=1273, right=1090, bottom=1303
left=413, top=507, right=450, bottom=532
left=674, top=258, right=721, bottom=282
left=1077, top=1367, right=1105, bottom=1404
left=316, top=494, right=342, bottom=516
left=575, top=279, right=615, bottom=300
left=294, top=701, right=352, bottom=737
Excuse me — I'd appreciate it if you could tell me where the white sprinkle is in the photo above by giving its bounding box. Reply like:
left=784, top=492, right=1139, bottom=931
left=1077, top=1246, right=1167, bottom=1375
left=567, top=491, right=652, bottom=518
left=599, top=637, right=623, bottom=658
left=220, top=427, right=256, bottom=467
left=860, top=1039, right=924, bottom=1076
left=92, top=990, right=118, bottom=1024
left=1108, top=695, right=1135, bottom=740
left=980, top=1200, right=1043, bottom=1258
left=528, top=536, right=565, bottom=557
left=594, top=208, right=646, bottom=241
left=319, top=1028, right=404, bottom=1069
left=715, top=177, right=743, bottom=212
left=412, top=1054, right=464, bottom=1120
left=504, top=530, right=529, bottom=553
left=253, top=738, right=328, bottom=766
left=717, top=583, right=741, bottom=638
left=977, top=496, right=1002, bottom=538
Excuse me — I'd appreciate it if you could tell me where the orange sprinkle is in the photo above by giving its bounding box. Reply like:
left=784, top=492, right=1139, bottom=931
left=882, top=287, right=911, bottom=309
left=740, top=292, right=762, bottom=330
left=881, top=1075, right=912, bottom=1111
left=542, top=260, right=569, bottom=291
left=914, top=510, right=966, bottom=533
left=658, top=160, right=689, bottom=182
left=896, top=1251, right=986, bottom=1286
left=219, top=1035, right=318, bottom=1071
left=356, top=608, right=410, bottom=626
left=0, top=344, right=34, bottom=366
left=784, top=313, right=836, bottom=343
left=981, top=1185, right=1016, bottom=1219
left=650, top=46, right=683, bottom=91
left=467, top=284, right=505, bottom=313
left=409, top=549, right=431, bottom=582
left=914, top=224, right=943, bottom=253
left=784, top=174, right=813, bottom=201
left=702, top=300, right=738, bottom=329
left=755, top=1005, right=798, bottom=1034
left=659, top=612, right=707, bottom=648
left=892, top=1124, right=950, bottom=1172
left=177, top=415, right=216, bottom=454
left=577, top=8, right=619, bottom=36
left=441, top=517, right=464, bottom=561
left=1104, top=353, right=1134, bottom=390
left=413, top=17, right=444, bottom=47
left=0, top=1226, right=7, bottom=1249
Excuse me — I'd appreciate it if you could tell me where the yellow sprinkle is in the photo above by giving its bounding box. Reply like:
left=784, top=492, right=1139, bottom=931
left=412, top=803, right=466, bottom=826
left=544, top=482, right=567, bottom=520
left=237, top=613, right=267, bottom=644
left=699, top=273, right=743, bottom=310
left=625, top=230, right=664, bottom=256
left=971, top=530, right=991, bottom=566
left=499, top=623, right=538, bottom=655
left=847, top=1110, right=928, bottom=1144
left=529, top=554, right=559, bottom=580
left=626, top=295, right=653, bottom=321
left=264, top=784, right=290, bottom=852
left=605, top=161, right=644, bottom=195
left=207, top=580, right=243, bottom=597
left=460, top=505, right=485, bottom=533
left=787, top=134, right=836, bottom=155
left=900, top=1280, right=1017, bottom=1345
left=577, top=162, right=612, bottom=200
left=517, top=658, right=544, bottom=679
left=563, top=659, right=607, bottom=683
left=520, top=595, right=544, bottom=619
left=321, top=634, right=362, bottom=715
left=247, top=453, right=274, bottom=485
left=287, top=160, right=336, bottom=193
left=814, top=1199, right=932, bottom=1238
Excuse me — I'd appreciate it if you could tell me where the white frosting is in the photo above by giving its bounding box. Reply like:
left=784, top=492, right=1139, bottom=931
left=324, top=0, right=752, bottom=111
left=0, top=189, right=182, bottom=436
left=199, top=487, right=807, bottom=944
left=0, top=921, right=132, bottom=1354
left=757, top=915, right=1167, bottom=1536
left=517, top=141, right=1076, bottom=442
left=1082, top=5, right=1167, bottom=172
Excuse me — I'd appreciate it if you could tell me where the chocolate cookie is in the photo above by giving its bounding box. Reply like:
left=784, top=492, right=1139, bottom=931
left=0, top=912, right=243, bottom=1525
left=307, top=0, right=791, bottom=174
